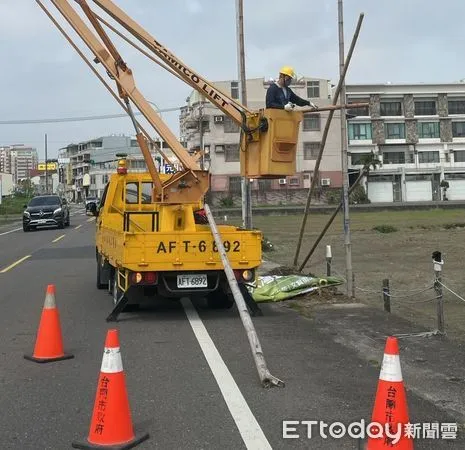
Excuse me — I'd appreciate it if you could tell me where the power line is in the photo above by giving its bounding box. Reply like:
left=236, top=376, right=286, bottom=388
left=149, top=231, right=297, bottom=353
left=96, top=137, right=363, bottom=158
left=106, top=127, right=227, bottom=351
left=0, top=106, right=182, bottom=125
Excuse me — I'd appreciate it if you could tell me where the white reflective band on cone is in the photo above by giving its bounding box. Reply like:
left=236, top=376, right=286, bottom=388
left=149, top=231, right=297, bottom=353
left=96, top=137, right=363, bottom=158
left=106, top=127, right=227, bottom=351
left=379, top=354, right=403, bottom=382
left=101, top=347, right=123, bottom=373
left=44, top=293, right=56, bottom=309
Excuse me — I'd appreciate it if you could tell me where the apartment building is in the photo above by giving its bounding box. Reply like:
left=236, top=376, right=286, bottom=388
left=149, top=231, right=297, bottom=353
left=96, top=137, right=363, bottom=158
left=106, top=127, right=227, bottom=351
left=346, top=83, right=465, bottom=202
left=179, top=77, right=342, bottom=205
left=0, top=145, right=38, bottom=184
left=58, top=135, right=176, bottom=201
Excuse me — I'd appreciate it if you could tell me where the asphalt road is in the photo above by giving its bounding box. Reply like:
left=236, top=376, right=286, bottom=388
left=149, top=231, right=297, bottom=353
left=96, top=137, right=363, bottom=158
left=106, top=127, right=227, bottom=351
left=0, top=205, right=462, bottom=449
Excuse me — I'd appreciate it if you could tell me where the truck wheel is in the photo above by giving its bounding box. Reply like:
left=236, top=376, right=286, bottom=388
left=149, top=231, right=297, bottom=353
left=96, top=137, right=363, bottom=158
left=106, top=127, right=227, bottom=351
left=112, top=274, right=124, bottom=306
left=108, top=269, right=114, bottom=295
left=96, top=254, right=109, bottom=289
left=207, top=290, right=234, bottom=309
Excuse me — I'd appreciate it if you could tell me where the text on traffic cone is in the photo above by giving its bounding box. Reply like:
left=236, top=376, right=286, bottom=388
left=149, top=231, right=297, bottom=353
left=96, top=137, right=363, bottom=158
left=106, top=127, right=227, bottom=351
left=72, top=329, right=149, bottom=449
left=367, top=336, right=413, bottom=449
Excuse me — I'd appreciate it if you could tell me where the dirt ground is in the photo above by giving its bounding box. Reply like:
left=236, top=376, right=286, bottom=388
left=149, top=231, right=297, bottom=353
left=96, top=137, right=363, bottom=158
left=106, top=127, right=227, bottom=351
left=226, top=208, right=465, bottom=343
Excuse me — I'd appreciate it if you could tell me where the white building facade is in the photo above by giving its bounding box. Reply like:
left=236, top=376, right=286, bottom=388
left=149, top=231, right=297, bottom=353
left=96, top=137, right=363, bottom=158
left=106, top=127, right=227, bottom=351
left=0, top=145, right=38, bottom=185
left=347, top=83, right=465, bottom=202
left=58, top=135, right=176, bottom=201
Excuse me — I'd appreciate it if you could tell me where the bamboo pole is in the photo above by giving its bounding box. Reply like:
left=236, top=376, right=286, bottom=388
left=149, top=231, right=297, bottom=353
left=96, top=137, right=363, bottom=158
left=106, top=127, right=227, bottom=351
left=203, top=204, right=284, bottom=388
left=292, top=13, right=365, bottom=269
left=298, top=169, right=364, bottom=272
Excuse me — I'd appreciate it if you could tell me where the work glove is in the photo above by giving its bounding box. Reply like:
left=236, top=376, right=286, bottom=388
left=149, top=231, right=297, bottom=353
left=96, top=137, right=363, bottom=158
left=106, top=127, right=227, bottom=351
left=284, top=102, right=295, bottom=111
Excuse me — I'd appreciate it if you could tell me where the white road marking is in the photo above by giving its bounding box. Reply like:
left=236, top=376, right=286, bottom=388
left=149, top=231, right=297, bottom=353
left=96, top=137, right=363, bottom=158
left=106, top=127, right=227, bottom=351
left=0, top=255, right=31, bottom=273
left=74, top=224, right=82, bottom=230
left=0, top=227, right=22, bottom=236
left=181, top=298, right=272, bottom=450
left=52, top=234, right=66, bottom=243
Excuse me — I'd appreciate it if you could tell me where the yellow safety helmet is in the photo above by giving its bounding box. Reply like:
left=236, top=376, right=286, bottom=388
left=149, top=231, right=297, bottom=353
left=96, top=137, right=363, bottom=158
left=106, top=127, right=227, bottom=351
left=279, top=66, right=295, bottom=78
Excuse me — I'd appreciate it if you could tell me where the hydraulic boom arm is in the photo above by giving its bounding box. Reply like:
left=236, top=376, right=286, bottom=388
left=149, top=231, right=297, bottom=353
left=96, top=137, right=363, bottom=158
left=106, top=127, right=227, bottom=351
left=37, top=0, right=369, bottom=195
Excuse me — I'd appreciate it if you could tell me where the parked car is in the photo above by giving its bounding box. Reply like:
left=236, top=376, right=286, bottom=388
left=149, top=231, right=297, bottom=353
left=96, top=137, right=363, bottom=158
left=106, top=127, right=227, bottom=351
left=85, top=196, right=99, bottom=215
left=23, top=195, right=70, bottom=232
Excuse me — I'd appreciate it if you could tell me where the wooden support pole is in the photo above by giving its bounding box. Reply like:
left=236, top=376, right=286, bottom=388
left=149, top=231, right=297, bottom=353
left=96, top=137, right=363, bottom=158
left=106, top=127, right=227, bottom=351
left=383, top=278, right=391, bottom=313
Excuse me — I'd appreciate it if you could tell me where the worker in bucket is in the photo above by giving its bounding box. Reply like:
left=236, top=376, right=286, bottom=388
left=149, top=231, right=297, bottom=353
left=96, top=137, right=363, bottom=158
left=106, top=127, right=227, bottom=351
left=266, top=66, right=318, bottom=111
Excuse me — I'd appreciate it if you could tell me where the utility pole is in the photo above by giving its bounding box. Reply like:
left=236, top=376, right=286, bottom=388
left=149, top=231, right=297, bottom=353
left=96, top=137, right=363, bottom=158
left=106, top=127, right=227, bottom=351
left=338, top=0, right=353, bottom=296
left=236, top=0, right=252, bottom=229
left=44, top=133, right=48, bottom=194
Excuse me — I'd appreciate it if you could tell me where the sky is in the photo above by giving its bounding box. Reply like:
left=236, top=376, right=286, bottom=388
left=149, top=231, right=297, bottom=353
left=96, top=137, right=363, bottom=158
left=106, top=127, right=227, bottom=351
left=1, top=0, right=465, bottom=161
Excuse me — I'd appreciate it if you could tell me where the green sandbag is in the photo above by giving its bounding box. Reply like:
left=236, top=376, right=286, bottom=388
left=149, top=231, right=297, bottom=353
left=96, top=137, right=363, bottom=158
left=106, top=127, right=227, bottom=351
left=249, top=275, right=343, bottom=302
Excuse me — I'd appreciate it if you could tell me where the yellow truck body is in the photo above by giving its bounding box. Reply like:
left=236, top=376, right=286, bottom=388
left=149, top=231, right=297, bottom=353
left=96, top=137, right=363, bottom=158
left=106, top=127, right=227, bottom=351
left=94, top=169, right=262, bottom=308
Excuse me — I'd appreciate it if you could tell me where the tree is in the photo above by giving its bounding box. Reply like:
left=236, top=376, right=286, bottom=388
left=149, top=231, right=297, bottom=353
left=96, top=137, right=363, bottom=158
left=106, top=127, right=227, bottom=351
left=354, top=151, right=382, bottom=200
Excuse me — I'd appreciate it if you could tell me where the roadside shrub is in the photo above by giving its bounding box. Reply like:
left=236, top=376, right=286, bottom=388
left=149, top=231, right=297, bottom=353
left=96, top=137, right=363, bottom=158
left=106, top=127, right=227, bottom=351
left=219, top=196, right=234, bottom=208
left=325, top=188, right=342, bottom=205
left=373, top=224, right=398, bottom=233
left=443, top=222, right=465, bottom=229
left=349, top=185, right=370, bottom=205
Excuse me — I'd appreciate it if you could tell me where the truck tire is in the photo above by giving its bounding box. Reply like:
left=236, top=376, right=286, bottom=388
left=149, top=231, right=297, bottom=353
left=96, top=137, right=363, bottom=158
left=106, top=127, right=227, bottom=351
left=96, top=253, right=109, bottom=289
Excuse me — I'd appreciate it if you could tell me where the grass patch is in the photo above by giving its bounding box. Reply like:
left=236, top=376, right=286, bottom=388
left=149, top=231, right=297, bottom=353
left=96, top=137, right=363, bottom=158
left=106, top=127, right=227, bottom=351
left=372, top=224, right=398, bottom=233
left=0, top=196, right=32, bottom=216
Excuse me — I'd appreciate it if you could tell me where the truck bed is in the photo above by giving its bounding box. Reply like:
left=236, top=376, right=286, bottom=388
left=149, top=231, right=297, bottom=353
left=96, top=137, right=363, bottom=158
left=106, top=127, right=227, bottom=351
left=98, top=225, right=262, bottom=272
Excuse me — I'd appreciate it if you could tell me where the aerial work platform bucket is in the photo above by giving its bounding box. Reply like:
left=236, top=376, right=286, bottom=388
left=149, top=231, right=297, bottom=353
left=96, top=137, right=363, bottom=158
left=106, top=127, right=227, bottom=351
left=240, top=108, right=303, bottom=179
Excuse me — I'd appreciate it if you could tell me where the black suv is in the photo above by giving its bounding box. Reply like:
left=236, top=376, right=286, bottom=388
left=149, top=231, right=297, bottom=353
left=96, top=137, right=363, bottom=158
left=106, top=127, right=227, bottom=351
left=23, top=195, right=70, bottom=232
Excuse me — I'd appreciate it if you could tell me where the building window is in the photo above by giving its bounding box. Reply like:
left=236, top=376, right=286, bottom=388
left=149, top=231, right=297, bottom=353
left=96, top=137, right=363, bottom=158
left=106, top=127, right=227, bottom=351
left=102, top=174, right=108, bottom=184
left=224, top=116, right=240, bottom=133
left=383, top=152, right=405, bottom=164
left=231, top=81, right=239, bottom=100
left=454, top=151, right=465, bottom=162
left=380, top=102, right=402, bottom=116
left=351, top=152, right=373, bottom=165
left=200, top=119, right=210, bottom=133
left=347, top=100, right=369, bottom=116
left=303, top=142, right=320, bottom=160
left=306, top=80, right=320, bottom=98
left=418, top=151, right=440, bottom=163
left=229, top=176, right=241, bottom=193
left=385, top=123, right=405, bottom=139
left=452, top=122, right=465, bottom=137
left=303, top=113, right=321, bottom=131
left=417, top=122, right=440, bottom=139
left=448, top=100, right=465, bottom=115
left=215, top=145, right=224, bottom=153
left=289, top=177, right=300, bottom=186
left=414, top=101, right=436, bottom=115
left=90, top=175, right=96, bottom=185
left=348, top=123, right=372, bottom=140
left=224, top=144, right=240, bottom=162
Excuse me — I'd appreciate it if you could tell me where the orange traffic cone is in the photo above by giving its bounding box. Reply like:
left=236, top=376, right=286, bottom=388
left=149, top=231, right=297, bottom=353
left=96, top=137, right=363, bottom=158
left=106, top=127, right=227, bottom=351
left=24, top=284, right=74, bottom=363
left=72, top=329, right=149, bottom=450
left=367, top=336, right=413, bottom=449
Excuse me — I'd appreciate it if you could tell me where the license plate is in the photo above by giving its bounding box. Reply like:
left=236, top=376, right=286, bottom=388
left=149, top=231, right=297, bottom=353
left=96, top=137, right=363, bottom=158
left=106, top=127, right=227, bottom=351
left=38, top=219, right=47, bottom=224
left=177, top=274, right=208, bottom=288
